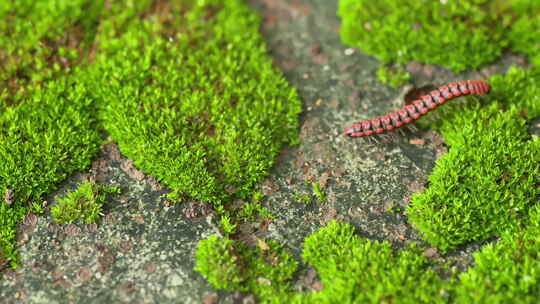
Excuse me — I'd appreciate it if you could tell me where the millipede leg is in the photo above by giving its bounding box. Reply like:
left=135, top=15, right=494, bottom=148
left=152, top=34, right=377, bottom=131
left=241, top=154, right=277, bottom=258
left=406, top=124, right=418, bottom=132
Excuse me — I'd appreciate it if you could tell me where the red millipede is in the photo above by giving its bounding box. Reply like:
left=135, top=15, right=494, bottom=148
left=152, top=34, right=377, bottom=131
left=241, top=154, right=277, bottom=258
left=343, top=80, right=490, bottom=137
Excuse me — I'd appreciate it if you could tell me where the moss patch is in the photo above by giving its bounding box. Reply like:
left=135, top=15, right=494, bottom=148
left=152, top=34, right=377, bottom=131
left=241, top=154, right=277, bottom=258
left=338, top=0, right=540, bottom=72
left=295, top=221, right=449, bottom=303
left=51, top=180, right=120, bottom=224
left=195, top=235, right=298, bottom=302
left=376, top=65, right=411, bottom=88
left=0, top=0, right=301, bottom=270
left=88, top=0, right=301, bottom=204
left=456, top=205, right=540, bottom=302
left=407, top=66, right=540, bottom=251
left=198, top=218, right=540, bottom=303
left=196, top=221, right=449, bottom=303
left=0, top=79, right=102, bottom=268
left=0, top=0, right=102, bottom=107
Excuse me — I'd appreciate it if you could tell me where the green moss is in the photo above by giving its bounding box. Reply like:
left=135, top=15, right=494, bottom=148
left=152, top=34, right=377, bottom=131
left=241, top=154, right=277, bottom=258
left=195, top=235, right=298, bottom=303
left=376, top=65, right=411, bottom=88
left=0, top=79, right=102, bottom=268
left=293, top=221, right=448, bottom=303
left=197, top=221, right=449, bottom=303
left=339, top=0, right=540, bottom=71
left=407, top=67, right=540, bottom=251
left=238, top=200, right=274, bottom=222
left=311, top=182, right=327, bottom=203
left=0, top=0, right=103, bottom=106
left=219, top=214, right=237, bottom=236
left=293, top=192, right=312, bottom=204
left=456, top=204, right=540, bottom=303
left=88, top=0, right=301, bottom=204
left=1, top=0, right=301, bottom=271
left=198, top=218, right=540, bottom=302
left=292, top=182, right=328, bottom=204
left=51, top=181, right=120, bottom=224
left=195, top=236, right=244, bottom=289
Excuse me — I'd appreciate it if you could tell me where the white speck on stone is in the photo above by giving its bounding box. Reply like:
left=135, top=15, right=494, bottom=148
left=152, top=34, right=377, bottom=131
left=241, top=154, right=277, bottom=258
left=344, top=48, right=355, bottom=56
left=168, top=273, right=184, bottom=286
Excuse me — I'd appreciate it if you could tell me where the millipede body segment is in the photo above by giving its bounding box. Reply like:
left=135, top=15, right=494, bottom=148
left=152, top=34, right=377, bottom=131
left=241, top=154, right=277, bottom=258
left=343, top=80, right=490, bottom=137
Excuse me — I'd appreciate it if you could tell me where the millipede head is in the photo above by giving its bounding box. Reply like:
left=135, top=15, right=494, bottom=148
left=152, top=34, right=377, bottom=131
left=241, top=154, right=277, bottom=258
left=342, top=123, right=362, bottom=136
left=477, top=81, right=490, bottom=94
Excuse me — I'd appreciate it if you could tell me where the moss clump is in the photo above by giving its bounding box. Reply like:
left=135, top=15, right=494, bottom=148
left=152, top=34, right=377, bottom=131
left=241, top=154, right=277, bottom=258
left=51, top=181, right=120, bottom=224
left=0, top=0, right=103, bottom=107
left=198, top=218, right=540, bottom=302
left=455, top=205, right=540, bottom=303
left=195, top=235, right=298, bottom=302
left=1, top=0, right=301, bottom=271
left=0, top=79, right=101, bottom=268
left=88, top=0, right=301, bottom=204
left=197, top=221, right=449, bottom=303
left=407, top=67, right=540, bottom=251
left=376, top=65, right=411, bottom=88
left=339, top=0, right=540, bottom=72
left=295, top=221, right=448, bottom=303
left=198, top=215, right=540, bottom=302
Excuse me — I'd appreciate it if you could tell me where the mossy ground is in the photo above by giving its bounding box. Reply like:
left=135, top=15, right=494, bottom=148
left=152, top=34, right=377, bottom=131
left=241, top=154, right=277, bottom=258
left=196, top=0, right=540, bottom=303
left=51, top=181, right=120, bottom=224
left=2, top=0, right=540, bottom=302
left=408, top=67, right=540, bottom=251
left=1, top=0, right=300, bottom=271
left=339, top=0, right=540, bottom=85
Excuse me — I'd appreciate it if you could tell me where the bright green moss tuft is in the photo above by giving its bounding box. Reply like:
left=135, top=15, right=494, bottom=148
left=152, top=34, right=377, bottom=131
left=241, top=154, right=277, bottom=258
left=407, top=67, right=540, bottom=251
left=1, top=0, right=301, bottom=271
left=339, top=0, right=540, bottom=72
left=87, top=0, right=301, bottom=204
left=294, top=221, right=448, bottom=303
left=0, top=79, right=102, bottom=268
left=456, top=205, right=540, bottom=302
left=198, top=216, right=540, bottom=302
left=376, top=65, right=411, bottom=88
left=0, top=0, right=103, bottom=106
left=51, top=180, right=120, bottom=224
left=195, top=235, right=298, bottom=302
left=197, top=221, right=449, bottom=303
left=194, top=236, right=244, bottom=290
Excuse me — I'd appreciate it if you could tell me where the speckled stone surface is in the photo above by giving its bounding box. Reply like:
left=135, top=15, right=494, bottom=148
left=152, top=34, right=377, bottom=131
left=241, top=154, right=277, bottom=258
left=0, top=0, right=525, bottom=303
